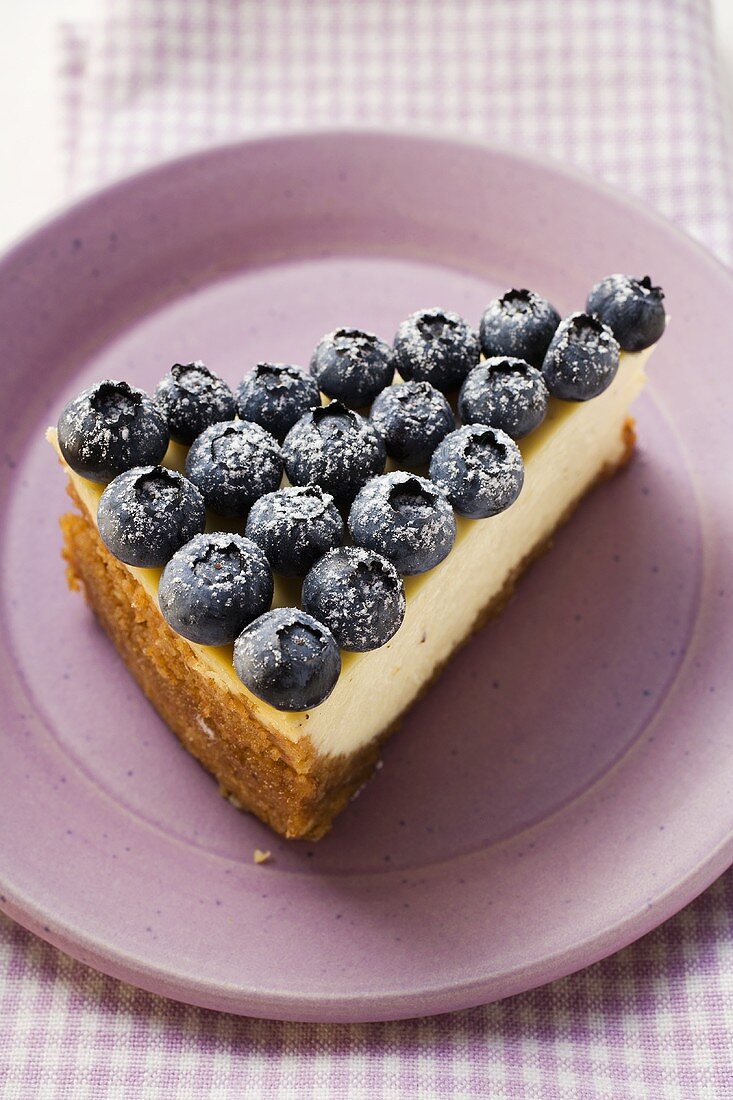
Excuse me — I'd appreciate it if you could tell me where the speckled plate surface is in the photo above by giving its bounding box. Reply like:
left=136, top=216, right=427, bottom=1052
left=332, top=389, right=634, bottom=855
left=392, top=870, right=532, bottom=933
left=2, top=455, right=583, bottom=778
left=1, top=133, right=732, bottom=1022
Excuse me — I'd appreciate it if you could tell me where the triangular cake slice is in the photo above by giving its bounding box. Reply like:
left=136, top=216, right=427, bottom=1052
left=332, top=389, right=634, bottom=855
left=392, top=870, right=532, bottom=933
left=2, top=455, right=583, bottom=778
left=48, top=279, right=664, bottom=839
left=48, top=346, right=650, bottom=839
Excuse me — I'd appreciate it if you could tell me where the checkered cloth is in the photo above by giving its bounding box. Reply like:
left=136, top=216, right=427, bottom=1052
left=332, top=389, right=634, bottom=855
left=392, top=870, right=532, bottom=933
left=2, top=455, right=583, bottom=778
left=2, top=1, right=733, bottom=1097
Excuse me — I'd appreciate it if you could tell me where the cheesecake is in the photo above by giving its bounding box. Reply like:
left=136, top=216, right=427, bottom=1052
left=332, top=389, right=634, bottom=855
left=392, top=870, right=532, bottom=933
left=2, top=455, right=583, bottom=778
left=49, top=276, right=665, bottom=840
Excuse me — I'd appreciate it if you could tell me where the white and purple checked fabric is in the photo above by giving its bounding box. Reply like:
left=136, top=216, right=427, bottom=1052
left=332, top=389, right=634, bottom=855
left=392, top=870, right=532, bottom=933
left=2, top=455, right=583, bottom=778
left=58, top=0, right=733, bottom=261
left=1, top=873, right=733, bottom=1099
left=2, top=1, right=733, bottom=1098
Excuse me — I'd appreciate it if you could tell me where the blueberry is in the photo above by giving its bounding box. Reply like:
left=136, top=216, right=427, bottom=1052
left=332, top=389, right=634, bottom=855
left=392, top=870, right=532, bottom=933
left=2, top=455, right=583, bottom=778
left=348, top=471, right=456, bottom=575
left=245, top=485, right=344, bottom=575
left=57, top=379, right=169, bottom=483
left=310, top=329, right=395, bottom=407
left=586, top=274, right=666, bottom=352
left=282, top=401, right=386, bottom=507
left=542, top=312, right=620, bottom=401
left=158, top=532, right=273, bottom=646
left=458, top=356, right=549, bottom=439
left=479, top=289, right=560, bottom=368
left=370, top=380, right=455, bottom=465
left=430, top=425, right=524, bottom=519
left=236, top=363, right=321, bottom=441
left=97, top=466, right=206, bottom=567
left=185, top=420, right=282, bottom=516
left=393, top=308, right=479, bottom=392
left=154, top=361, right=235, bottom=445
left=233, top=607, right=341, bottom=711
left=302, top=546, right=406, bottom=651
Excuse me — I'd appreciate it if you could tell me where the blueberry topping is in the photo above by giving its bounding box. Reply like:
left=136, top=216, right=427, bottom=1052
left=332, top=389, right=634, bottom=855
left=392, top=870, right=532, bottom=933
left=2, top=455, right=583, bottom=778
left=430, top=425, right=524, bottom=519
left=310, top=329, right=395, bottom=407
left=57, top=379, right=169, bottom=483
left=97, top=466, right=206, bottom=567
left=393, top=308, right=479, bottom=392
left=233, top=608, right=341, bottom=711
left=154, top=361, right=235, bottom=445
left=370, top=380, right=455, bottom=465
left=245, top=485, right=344, bottom=575
left=479, top=289, right=560, bottom=368
left=542, top=312, right=620, bottom=401
left=185, top=420, right=282, bottom=516
left=236, top=363, right=321, bottom=441
left=158, top=532, right=273, bottom=646
left=348, top=471, right=456, bottom=575
left=302, top=546, right=406, bottom=651
left=458, top=356, right=549, bottom=439
left=282, top=401, right=386, bottom=507
left=586, top=274, right=666, bottom=352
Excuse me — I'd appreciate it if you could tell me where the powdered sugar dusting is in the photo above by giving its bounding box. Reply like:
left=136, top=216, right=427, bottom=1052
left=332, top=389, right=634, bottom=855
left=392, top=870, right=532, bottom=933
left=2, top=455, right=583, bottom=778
left=311, top=328, right=395, bottom=406
left=479, top=288, right=561, bottom=367
left=370, top=379, right=455, bottom=463
left=155, top=361, right=236, bottom=444
left=393, top=307, right=479, bottom=390
left=245, top=485, right=344, bottom=574
left=282, top=402, right=386, bottom=506
left=459, top=356, right=549, bottom=439
left=348, top=470, right=456, bottom=575
left=57, top=379, right=169, bottom=482
left=430, top=424, right=524, bottom=519
left=158, top=531, right=273, bottom=645
left=185, top=420, right=283, bottom=515
left=236, top=363, right=321, bottom=440
left=302, top=545, right=406, bottom=650
left=233, top=607, right=341, bottom=711
left=542, top=311, right=620, bottom=401
left=97, top=465, right=206, bottom=566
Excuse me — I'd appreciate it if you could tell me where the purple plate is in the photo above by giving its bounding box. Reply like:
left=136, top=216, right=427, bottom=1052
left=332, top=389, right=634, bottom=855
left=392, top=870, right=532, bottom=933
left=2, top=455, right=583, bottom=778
left=1, top=133, right=732, bottom=1022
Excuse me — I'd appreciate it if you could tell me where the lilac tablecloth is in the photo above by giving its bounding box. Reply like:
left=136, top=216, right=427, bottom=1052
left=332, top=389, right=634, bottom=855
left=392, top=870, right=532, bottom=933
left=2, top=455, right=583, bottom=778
left=3, top=2, right=733, bottom=1096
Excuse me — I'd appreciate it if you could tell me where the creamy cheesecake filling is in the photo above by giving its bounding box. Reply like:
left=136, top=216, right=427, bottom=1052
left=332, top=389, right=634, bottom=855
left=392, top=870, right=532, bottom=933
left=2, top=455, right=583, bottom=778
left=48, top=347, right=650, bottom=759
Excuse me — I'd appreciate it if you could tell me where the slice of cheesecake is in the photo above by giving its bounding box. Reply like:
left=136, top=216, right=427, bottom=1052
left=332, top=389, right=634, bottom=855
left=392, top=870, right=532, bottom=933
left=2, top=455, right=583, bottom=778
left=49, top=344, right=651, bottom=840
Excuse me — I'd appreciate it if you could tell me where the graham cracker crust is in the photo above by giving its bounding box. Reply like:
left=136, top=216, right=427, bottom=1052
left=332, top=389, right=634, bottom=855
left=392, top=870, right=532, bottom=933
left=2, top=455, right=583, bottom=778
left=60, top=418, right=635, bottom=841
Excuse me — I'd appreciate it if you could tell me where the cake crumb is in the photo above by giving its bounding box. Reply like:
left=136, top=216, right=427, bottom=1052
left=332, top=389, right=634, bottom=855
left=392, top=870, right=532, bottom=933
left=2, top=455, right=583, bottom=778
left=196, top=715, right=216, bottom=741
left=253, top=849, right=272, bottom=865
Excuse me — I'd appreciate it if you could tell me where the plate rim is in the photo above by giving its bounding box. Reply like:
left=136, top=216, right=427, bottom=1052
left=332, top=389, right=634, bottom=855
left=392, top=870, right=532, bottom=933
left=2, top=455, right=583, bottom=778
left=2, top=128, right=733, bottom=1022
left=2, top=125, right=732, bottom=292
left=3, top=829, right=733, bottom=1022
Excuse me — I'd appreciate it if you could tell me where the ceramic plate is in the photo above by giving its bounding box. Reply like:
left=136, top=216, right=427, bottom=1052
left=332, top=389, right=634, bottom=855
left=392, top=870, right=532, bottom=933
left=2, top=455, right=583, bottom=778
left=1, top=133, right=732, bottom=1022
